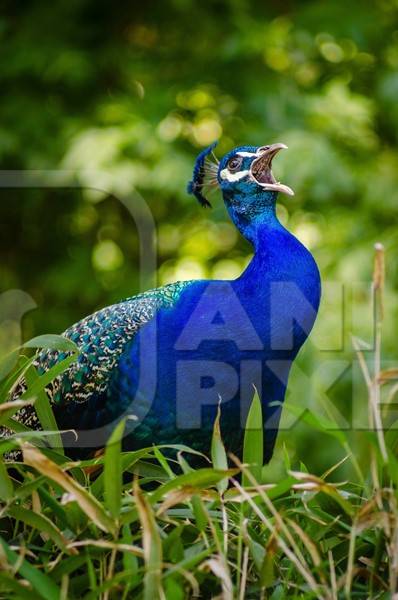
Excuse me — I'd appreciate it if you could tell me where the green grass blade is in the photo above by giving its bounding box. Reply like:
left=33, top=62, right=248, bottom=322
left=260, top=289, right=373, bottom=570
left=211, top=404, right=228, bottom=493
left=90, top=447, right=155, bottom=498
left=0, top=572, right=36, bottom=600
left=134, top=478, right=164, bottom=600
left=0, top=459, right=14, bottom=500
left=0, top=354, right=33, bottom=398
left=6, top=505, right=72, bottom=552
left=23, top=334, right=79, bottom=353
left=0, top=535, right=61, bottom=600
left=0, top=399, right=33, bottom=426
left=21, top=354, right=78, bottom=405
left=22, top=443, right=117, bottom=536
left=24, top=365, right=63, bottom=451
left=104, top=417, right=126, bottom=519
left=150, top=468, right=238, bottom=504
left=242, top=388, right=263, bottom=487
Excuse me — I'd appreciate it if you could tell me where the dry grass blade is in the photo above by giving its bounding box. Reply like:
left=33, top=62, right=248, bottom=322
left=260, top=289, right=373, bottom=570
left=328, top=550, right=338, bottom=600
left=211, top=403, right=228, bottom=494
left=372, top=243, right=388, bottom=462
left=344, top=522, right=357, bottom=597
left=21, top=443, right=117, bottom=536
left=202, top=558, right=233, bottom=600
left=66, top=539, right=143, bottom=556
left=0, top=399, right=34, bottom=424
left=373, top=242, right=385, bottom=319
left=231, top=477, right=327, bottom=599
left=285, top=518, right=321, bottom=568
left=377, top=368, right=398, bottom=384
left=133, top=477, right=164, bottom=600
left=156, top=487, right=197, bottom=516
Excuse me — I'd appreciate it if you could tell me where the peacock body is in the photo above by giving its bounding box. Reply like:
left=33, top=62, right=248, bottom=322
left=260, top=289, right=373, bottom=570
left=5, top=142, right=321, bottom=462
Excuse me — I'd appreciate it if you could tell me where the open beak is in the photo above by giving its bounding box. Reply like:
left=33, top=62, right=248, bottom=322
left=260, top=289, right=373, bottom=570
left=250, top=143, right=294, bottom=196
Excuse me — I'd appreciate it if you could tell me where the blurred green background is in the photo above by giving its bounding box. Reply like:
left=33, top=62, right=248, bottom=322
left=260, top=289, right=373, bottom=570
left=1, top=0, right=398, bottom=476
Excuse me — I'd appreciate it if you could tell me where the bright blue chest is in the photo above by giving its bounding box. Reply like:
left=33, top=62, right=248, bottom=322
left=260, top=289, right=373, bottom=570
left=114, top=224, right=321, bottom=459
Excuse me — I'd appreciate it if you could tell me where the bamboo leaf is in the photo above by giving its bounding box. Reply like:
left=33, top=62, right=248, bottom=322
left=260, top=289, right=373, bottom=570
left=24, top=365, right=63, bottom=451
left=21, top=354, right=78, bottom=405
left=211, top=404, right=228, bottom=493
left=283, top=401, right=347, bottom=444
left=150, top=468, right=237, bottom=504
left=242, top=388, right=263, bottom=487
left=23, top=334, right=79, bottom=353
left=104, top=418, right=126, bottom=519
left=6, top=506, right=74, bottom=553
left=0, top=459, right=14, bottom=501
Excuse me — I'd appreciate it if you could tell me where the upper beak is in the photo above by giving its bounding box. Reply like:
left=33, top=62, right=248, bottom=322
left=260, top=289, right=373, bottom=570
left=250, top=143, right=294, bottom=196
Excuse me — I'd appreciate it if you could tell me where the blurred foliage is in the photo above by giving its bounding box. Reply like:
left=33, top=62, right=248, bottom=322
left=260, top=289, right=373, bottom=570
left=1, top=0, right=398, bottom=475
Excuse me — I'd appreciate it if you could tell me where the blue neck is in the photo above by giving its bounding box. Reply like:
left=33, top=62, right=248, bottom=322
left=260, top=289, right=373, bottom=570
left=222, top=189, right=280, bottom=247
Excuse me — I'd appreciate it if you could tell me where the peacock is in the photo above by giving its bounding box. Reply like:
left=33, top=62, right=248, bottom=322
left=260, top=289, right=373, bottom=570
left=4, top=142, right=321, bottom=462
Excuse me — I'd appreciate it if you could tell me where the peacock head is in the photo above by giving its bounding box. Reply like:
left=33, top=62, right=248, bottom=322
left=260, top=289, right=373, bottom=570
left=187, top=142, right=293, bottom=221
left=218, top=144, right=293, bottom=200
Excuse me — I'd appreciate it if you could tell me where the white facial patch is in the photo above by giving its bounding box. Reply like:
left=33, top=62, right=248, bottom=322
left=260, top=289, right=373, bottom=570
left=220, top=168, right=250, bottom=182
left=236, top=151, right=257, bottom=157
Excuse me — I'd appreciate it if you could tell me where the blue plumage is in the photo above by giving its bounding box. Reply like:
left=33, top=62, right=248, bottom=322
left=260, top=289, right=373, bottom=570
left=187, top=141, right=218, bottom=207
left=5, top=142, right=321, bottom=462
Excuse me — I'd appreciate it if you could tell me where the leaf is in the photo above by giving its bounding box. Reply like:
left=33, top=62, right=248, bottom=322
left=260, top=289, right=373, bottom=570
left=0, top=459, right=14, bottom=501
left=211, top=404, right=228, bottom=493
left=246, top=534, right=265, bottom=572
left=0, top=572, right=35, bottom=600
left=153, top=446, right=175, bottom=479
left=0, top=349, right=21, bottom=382
left=2, top=416, right=32, bottom=434
left=23, top=334, right=79, bottom=353
left=50, top=554, right=88, bottom=581
left=24, top=365, right=63, bottom=451
left=6, top=506, right=74, bottom=553
left=90, top=447, right=155, bottom=498
left=203, top=558, right=233, bottom=600
left=289, top=470, right=354, bottom=516
left=377, top=368, right=398, bottom=384
left=104, top=418, right=125, bottom=519
left=156, top=487, right=198, bottom=516
left=191, top=495, right=208, bottom=533
left=260, top=535, right=278, bottom=589
left=286, top=518, right=321, bottom=566
left=242, top=387, right=263, bottom=487
left=0, top=536, right=61, bottom=600
left=0, top=335, right=78, bottom=385
left=283, top=401, right=347, bottom=445
left=22, top=443, right=117, bottom=535
left=164, top=547, right=213, bottom=580
left=0, top=354, right=33, bottom=395
left=66, top=539, right=143, bottom=556
left=121, top=523, right=139, bottom=577
left=134, top=478, right=163, bottom=600
left=282, top=442, right=291, bottom=472
left=20, top=354, right=78, bottom=405
left=150, top=468, right=238, bottom=505
left=0, top=399, right=34, bottom=426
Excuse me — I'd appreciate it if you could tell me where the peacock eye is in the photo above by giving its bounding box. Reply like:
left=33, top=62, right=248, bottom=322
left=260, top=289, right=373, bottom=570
left=227, top=156, right=243, bottom=172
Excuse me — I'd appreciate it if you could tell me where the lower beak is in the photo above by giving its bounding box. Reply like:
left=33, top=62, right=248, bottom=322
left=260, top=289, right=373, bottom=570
left=250, top=143, right=294, bottom=196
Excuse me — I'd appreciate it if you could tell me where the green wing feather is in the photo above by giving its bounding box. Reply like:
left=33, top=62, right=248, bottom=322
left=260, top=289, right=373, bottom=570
left=2, top=280, right=194, bottom=435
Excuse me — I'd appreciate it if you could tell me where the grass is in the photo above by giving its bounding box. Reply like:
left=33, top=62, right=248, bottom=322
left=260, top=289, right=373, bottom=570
left=0, top=245, right=398, bottom=599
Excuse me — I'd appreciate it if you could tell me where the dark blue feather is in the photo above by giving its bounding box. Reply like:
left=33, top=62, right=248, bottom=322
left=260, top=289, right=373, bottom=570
left=187, top=141, right=218, bottom=207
